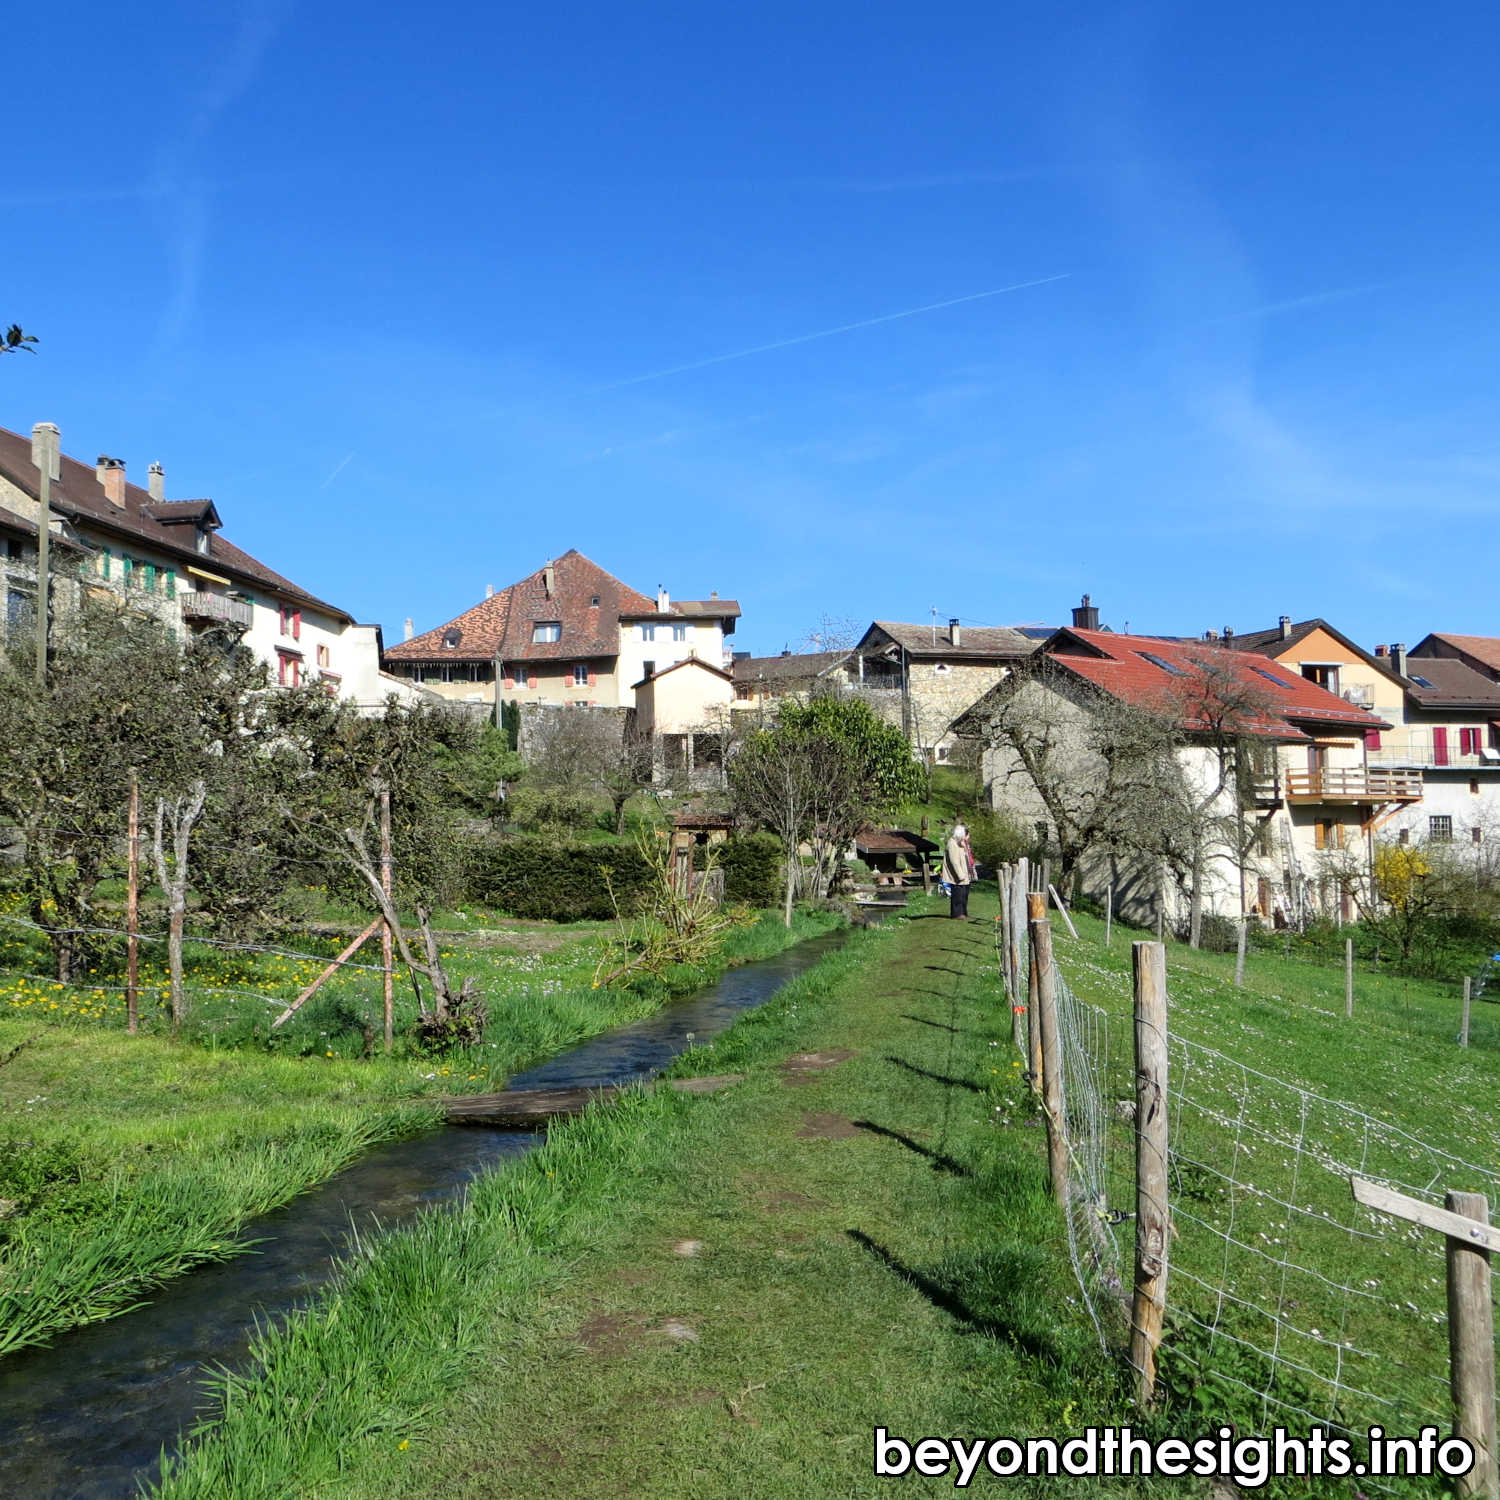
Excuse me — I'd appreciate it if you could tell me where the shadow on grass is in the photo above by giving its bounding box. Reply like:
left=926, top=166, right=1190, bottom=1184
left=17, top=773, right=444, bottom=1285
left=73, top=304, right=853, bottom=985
left=898, top=1013, right=971, bottom=1036
left=883, top=1055, right=984, bottom=1093
left=852, top=1119, right=970, bottom=1176
left=846, top=1230, right=1062, bottom=1364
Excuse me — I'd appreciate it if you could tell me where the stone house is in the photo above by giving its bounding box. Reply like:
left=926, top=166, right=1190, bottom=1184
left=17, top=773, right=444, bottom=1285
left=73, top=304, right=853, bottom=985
left=849, top=616, right=1051, bottom=761
left=954, top=626, right=1392, bottom=929
left=383, top=550, right=740, bottom=718
left=730, top=649, right=852, bottom=709
left=0, top=421, right=412, bottom=710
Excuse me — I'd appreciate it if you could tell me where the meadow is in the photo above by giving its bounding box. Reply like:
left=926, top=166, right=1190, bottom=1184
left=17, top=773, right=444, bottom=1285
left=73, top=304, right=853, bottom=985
left=0, top=890, right=839, bottom=1356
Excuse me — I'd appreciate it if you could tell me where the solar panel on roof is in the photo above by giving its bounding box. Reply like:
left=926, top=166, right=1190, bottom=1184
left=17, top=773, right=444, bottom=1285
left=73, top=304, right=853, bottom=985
left=1253, top=667, right=1292, bottom=688
left=1136, top=650, right=1186, bottom=676
left=1410, top=674, right=1433, bottom=687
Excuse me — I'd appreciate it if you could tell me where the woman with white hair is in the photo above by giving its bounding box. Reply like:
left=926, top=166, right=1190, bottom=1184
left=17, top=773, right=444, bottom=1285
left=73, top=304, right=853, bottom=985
left=943, top=821, right=975, bottom=920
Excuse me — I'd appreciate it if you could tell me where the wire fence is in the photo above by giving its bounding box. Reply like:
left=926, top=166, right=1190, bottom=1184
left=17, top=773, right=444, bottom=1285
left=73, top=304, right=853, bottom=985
left=1003, top=900, right=1500, bottom=1482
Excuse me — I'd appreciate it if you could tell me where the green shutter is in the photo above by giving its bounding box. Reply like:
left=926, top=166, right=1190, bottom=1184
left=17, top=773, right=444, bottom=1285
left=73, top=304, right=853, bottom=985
left=145, top=564, right=156, bottom=592
left=122, top=557, right=133, bottom=587
left=164, top=570, right=176, bottom=599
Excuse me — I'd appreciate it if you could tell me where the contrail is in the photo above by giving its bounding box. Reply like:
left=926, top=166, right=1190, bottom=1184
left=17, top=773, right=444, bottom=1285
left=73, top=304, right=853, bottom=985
left=319, top=452, right=355, bottom=489
left=591, top=273, right=1070, bottom=393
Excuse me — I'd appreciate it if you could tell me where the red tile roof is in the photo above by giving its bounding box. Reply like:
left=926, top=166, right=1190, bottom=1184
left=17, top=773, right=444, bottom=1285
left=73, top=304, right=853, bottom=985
left=0, top=425, right=347, bottom=617
left=384, top=550, right=658, bottom=663
left=1044, top=628, right=1389, bottom=739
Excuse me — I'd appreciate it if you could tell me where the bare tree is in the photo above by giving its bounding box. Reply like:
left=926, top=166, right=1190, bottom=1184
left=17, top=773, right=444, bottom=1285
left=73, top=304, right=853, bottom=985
left=797, top=615, right=863, bottom=654
left=527, top=710, right=660, bottom=833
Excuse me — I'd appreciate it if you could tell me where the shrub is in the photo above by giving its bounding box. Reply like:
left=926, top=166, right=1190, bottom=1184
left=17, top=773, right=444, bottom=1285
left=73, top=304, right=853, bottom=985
left=966, top=808, right=1032, bottom=872
left=711, top=833, right=781, bottom=907
left=506, top=785, right=598, bottom=834
left=466, top=833, right=785, bottom=922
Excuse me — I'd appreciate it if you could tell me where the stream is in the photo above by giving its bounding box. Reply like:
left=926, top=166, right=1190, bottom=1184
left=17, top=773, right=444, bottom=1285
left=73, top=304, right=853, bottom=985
left=0, top=929, right=848, bottom=1500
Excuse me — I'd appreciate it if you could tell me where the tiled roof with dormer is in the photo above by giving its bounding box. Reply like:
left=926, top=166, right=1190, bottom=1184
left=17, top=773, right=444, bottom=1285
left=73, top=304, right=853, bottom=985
left=0, top=425, right=347, bottom=618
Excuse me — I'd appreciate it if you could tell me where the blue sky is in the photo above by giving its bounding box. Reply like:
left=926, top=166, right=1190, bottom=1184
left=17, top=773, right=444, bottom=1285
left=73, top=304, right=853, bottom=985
left=4, top=1, right=1497, bottom=654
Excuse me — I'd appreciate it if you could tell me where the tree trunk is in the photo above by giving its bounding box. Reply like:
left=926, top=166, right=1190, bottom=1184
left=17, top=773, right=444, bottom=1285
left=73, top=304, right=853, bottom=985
left=614, top=793, right=629, bottom=836
left=168, top=901, right=186, bottom=1032
left=782, top=855, right=796, bottom=928
left=1188, top=843, right=1205, bottom=949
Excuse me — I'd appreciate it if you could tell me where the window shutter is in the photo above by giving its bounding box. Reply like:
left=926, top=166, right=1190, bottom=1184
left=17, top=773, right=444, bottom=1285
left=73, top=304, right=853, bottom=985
left=1314, top=821, right=1327, bottom=851
left=587, top=668, right=597, bottom=687
left=293, top=611, right=302, bottom=640
left=503, top=674, right=514, bottom=689
left=1433, top=727, right=1449, bottom=766
left=528, top=670, right=538, bottom=688
left=1364, top=729, right=1381, bottom=749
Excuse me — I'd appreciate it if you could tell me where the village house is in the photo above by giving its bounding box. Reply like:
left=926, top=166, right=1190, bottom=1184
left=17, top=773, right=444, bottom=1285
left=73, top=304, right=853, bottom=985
left=730, top=649, right=852, bottom=709
left=633, top=655, right=735, bottom=784
left=382, top=550, right=740, bottom=717
left=849, top=614, right=1053, bottom=760
left=1372, top=635, right=1500, bottom=850
left=0, top=422, right=412, bottom=709
left=955, top=625, right=1395, bottom=930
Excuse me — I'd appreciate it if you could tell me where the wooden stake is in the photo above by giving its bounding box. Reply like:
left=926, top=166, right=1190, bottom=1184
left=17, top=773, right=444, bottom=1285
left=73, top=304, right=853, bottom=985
left=272, top=918, right=383, bottom=1029
left=1345, top=937, right=1354, bottom=1019
left=1030, top=902, right=1067, bottom=1207
left=380, top=785, right=394, bottom=1053
left=125, top=771, right=140, bottom=1036
left=1234, top=920, right=1247, bottom=988
left=1130, top=939, right=1170, bottom=1407
left=1010, top=858, right=1028, bottom=1028
left=1447, top=1191, right=1498, bottom=1500
left=1047, top=883, right=1079, bottom=940
left=1105, top=883, right=1113, bottom=947
left=1461, top=977, right=1472, bottom=1049
left=920, top=815, right=932, bottom=895
left=1026, top=892, right=1045, bottom=1088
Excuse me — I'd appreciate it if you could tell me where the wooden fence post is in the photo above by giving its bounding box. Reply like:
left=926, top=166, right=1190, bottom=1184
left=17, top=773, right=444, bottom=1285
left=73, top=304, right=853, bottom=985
left=921, top=815, right=932, bottom=895
left=380, top=785, right=394, bottom=1053
left=1446, top=1190, right=1498, bottom=1500
left=126, top=771, right=140, bottom=1036
left=1234, top=921, right=1247, bottom=988
left=998, top=863, right=1013, bottom=991
left=1461, top=977, right=1472, bottom=1050
left=1011, top=858, right=1028, bottom=1028
left=1026, top=892, right=1045, bottom=1088
left=1131, top=939, right=1170, bottom=1407
left=1345, top=938, right=1354, bottom=1020
left=1030, top=901, right=1067, bottom=1207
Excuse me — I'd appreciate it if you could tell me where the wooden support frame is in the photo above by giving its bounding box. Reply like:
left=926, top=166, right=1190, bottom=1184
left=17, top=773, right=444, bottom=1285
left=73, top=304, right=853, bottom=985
left=272, top=918, right=383, bottom=1030
left=1351, top=1177, right=1499, bottom=1499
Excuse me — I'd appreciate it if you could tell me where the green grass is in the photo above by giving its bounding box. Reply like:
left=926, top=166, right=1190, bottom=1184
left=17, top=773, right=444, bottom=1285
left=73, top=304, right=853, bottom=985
left=0, top=904, right=839, bottom=1356
left=1042, top=907, right=1500, bottom=1479
left=147, top=893, right=1152, bottom=1500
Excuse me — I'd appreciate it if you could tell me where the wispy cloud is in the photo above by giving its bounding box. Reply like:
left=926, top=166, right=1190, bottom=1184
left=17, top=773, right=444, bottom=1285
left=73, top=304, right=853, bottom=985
left=591, top=275, right=1071, bottom=393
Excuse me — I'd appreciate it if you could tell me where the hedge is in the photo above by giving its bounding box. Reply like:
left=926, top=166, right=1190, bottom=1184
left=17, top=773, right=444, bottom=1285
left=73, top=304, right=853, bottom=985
left=465, top=832, right=783, bottom=922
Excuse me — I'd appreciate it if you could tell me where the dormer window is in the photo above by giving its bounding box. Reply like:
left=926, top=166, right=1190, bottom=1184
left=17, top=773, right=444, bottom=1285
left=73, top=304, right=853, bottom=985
left=532, top=621, right=561, bottom=643
left=196, top=526, right=210, bottom=555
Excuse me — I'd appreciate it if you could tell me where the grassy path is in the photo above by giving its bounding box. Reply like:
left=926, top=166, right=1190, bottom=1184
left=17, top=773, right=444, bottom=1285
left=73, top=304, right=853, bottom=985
left=156, top=896, right=1145, bottom=1499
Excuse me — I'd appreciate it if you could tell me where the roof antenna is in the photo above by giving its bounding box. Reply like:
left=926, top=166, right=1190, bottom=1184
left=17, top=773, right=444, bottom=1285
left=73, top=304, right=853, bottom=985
left=930, top=606, right=938, bottom=647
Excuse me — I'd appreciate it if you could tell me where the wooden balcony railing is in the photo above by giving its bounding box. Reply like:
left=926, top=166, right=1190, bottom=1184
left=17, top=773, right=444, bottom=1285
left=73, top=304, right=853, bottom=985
left=181, top=592, right=253, bottom=630
left=1284, top=768, right=1423, bottom=803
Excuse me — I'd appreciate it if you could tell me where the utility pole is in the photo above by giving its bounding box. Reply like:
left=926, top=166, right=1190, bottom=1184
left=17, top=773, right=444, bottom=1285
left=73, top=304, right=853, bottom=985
left=31, top=423, right=59, bottom=684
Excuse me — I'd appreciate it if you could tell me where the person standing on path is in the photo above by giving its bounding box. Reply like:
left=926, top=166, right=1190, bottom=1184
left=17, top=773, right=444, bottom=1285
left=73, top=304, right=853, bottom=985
left=943, top=821, right=975, bottom=919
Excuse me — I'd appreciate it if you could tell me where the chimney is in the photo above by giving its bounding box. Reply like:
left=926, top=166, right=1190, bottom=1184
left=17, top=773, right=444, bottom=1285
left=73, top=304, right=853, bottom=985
left=949, top=617, right=962, bottom=648
left=148, top=462, right=165, bottom=501
left=1278, top=614, right=1292, bottom=640
left=485, top=583, right=495, bottom=599
left=1071, top=593, right=1099, bottom=631
left=403, top=618, right=414, bottom=642
left=1393, top=642, right=1408, bottom=678
left=96, top=456, right=126, bottom=507
left=1374, top=644, right=1388, bottom=658
left=543, top=562, right=555, bottom=597
left=657, top=585, right=670, bottom=612
left=1222, top=626, right=1234, bottom=645
left=30, top=422, right=60, bottom=481
left=709, top=590, right=718, bottom=599
left=1202, top=630, right=1215, bottom=643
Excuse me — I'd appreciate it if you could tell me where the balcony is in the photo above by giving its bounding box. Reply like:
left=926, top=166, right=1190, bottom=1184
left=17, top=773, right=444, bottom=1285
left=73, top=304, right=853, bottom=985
left=1368, top=746, right=1500, bottom=771
left=181, top=591, right=253, bottom=630
left=1284, top=768, right=1423, bottom=804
